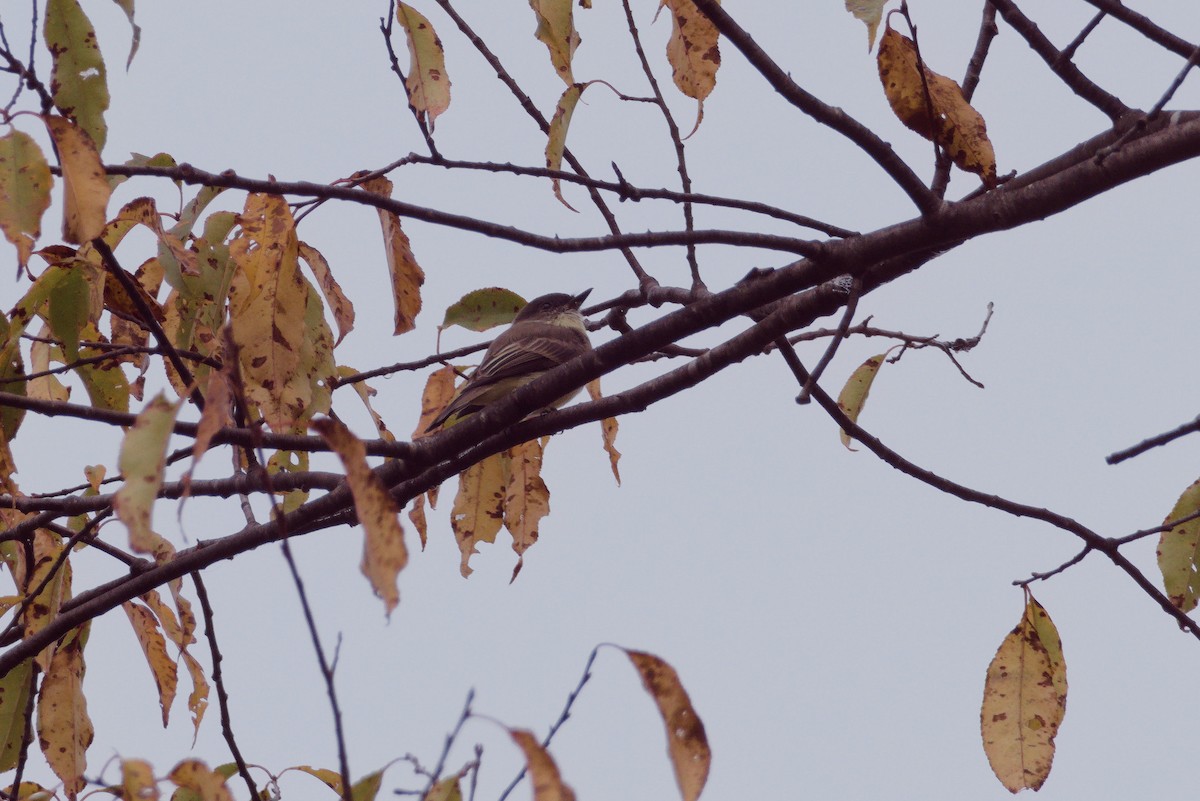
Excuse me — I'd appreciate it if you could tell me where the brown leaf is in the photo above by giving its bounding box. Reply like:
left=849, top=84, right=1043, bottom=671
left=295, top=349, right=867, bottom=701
left=299, top=240, right=355, bottom=346
left=413, top=365, right=458, bottom=440
left=586, top=378, right=620, bottom=485
left=122, top=601, right=178, bottom=727
left=359, top=176, right=424, bottom=334
left=659, top=0, right=720, bottom=136
left=509, top=729, right=576, bottom=801
left=877, top=26, right=997, bottom=186
left=44, top=115, right=111, bottom=244
left=625, top=649, right=710, bottom=801
left=312, top=417, right=409, bottom=616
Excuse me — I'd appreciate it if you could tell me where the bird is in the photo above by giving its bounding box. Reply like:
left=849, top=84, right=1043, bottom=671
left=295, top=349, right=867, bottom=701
left=425, top=289, right=593, bottom=431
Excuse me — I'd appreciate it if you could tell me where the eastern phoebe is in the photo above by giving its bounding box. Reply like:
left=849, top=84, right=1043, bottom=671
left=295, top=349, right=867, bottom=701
left=426, top=289, right=593, bottom=431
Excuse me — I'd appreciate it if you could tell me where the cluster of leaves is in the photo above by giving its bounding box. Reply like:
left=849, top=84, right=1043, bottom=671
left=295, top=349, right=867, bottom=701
left=0, top=0, right=1198, bottom=798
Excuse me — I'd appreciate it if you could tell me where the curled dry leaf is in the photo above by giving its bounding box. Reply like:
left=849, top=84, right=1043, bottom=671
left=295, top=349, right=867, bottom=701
left=359, top=176, right=425, bottom=334
left=504, top=437, right=551, bottom=569
left=546, top=82, right=587, bottom=211
left=877, top=26, right=997, bottom=186
left=529, top=0, right=580, bottom=85
left=586, top=378, right=620, bottom=485
left=844, top=0, right=887, bottom=50
left=122, top=601, right=178, bottom=727
left=312, top=417, right=409, bottom=617
left=624, top=649, right=710, bottom=801
left=509, top=729, right=576, bottom=801
left=980, top=592, right=1067, bottom=793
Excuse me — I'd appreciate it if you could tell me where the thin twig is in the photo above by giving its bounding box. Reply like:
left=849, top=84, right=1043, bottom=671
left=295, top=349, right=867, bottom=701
left=193, top=572, right=260, bottom=800
left=1106, top=414, right=1200, bottom=465
left=796, top=277, right=860, bottom=403
left=424, top=690, right=475, bottom=796
left=497, top=646, right=599, bottom=801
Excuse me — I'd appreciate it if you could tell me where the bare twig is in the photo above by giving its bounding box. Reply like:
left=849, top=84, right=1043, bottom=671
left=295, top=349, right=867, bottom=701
left=1107, top=413, right=1200, bottom=465
left=497, top=646, right=599, bottom=801
left=193, top=572, right=260, bottom=800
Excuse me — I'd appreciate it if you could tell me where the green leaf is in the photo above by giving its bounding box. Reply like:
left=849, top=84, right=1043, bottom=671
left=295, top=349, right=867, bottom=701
left=545, top=82, right=588, bottom=211
left=836, top=346, right=898, bottom=450
left=44, top=0, right=111, bottom=152
left=48, top=266, right=89, bottom=362
left=0, top=659, right=32, bottom=772
left=0, top=130, right=53, bottom=269
left=1158, top=476, right=1200, bottom=612
left=110, top=0, right=142, bottom=68
left=440, top=288, right=526, bottom=332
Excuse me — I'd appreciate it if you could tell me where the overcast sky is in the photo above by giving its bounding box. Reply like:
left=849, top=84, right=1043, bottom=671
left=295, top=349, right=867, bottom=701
left=5, top=1, right=1200, bottom=799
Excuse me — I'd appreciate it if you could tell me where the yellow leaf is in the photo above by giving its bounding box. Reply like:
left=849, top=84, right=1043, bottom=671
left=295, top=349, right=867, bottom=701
left=269, top=449, right=310, bottom=514
left=28, top=329, right=71, bottom=402
left=1157, top=476, right=1200, bottom=612
left=44, top=0, right=110, bottom=151
left=299, top=241, right=355, bottom=346
left=980, top=592, right=1067, bottom=792
left=545, top=83, right=587, bottom=211
left=877, top=26, right=997, bottom=186
left=289, top=765, right=343, bottom=795
left=113, top=393, right=179, bottom=556
left=423, top=776, right=462, bottom=801
left=181, top=649, right=209, bottom=740
left=44, top=115, right=111, bottom=244
left=121, top=759, right=159, bottom=801
left=504, top=438, right=551, bottom=575
left=122, top=601, right=178, bottom=727
left=451, top=452, right=507, bottom=578
left=836, top=348, right=896, bottom=450
left=351, top=770, right=384, bottom=801
left=396, top=3, right=452, bottom=129
left=25, top=530, right=72, bottom=672
left=168, top=759, right=233, bottom=801
left=624, top=649, right=710, bottom=801
left=413, top=365, right=459, bottom=440
left=228, top=193, right=311, bottom=432
left=529, top=0, right=580, bottom=85
left=659, top=0, right=720, bottom=136
left=312, top=417, right=409, bottom=617
left=408, top=494, right=428, bottom=551
left=97, top=196, right=197, bottom=276
left=844, top=0, right=887, bottom=50
left=191, top=367, right=234, bottom=467
left=0, top=659, right=32, bottom=772
left=508, top=729, right=576, bottom=801
left=0, top=130, right=53, bottom=269
left=36, top=632, right=93, bottom=800
left=339, top=366, right=395, bottom=444
left=586, top=378, right=620, bottom=485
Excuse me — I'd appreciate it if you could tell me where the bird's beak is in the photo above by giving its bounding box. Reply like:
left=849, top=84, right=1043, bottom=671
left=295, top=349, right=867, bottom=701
left=573, top=288, right=592, bottom=308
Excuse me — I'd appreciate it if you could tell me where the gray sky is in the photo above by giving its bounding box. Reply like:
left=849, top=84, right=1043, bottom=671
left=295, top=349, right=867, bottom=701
left=4, top=1, right=1200, bottom=799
